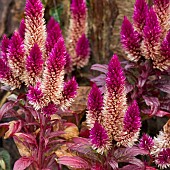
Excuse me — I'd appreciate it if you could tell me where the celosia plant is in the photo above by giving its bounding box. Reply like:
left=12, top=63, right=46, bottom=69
left=57, top=55, right=147, bottom=169
left=0, top=0, right=78, bottom=169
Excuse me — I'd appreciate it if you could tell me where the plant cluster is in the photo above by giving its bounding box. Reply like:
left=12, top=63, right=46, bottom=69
left=0, top=0, right=170, bottom=170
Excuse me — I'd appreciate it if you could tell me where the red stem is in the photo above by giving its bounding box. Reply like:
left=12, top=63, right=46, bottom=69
left=37, top=113, right=45, bottom=169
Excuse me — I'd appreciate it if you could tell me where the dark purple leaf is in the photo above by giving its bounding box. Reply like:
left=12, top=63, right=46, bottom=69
left=127, top=157, right=144, bottom=168
left=155, top=110, right=170, bottom=117
left=121, top=61, right=135, bottom=70
left=57, top=156, right=90, bottom=169
left=4, top=120, right=23, bottom=139
left=108, top=159, right=118, bottom=169
left=137, top=77, right=147, bottom=88
left=47, top=131, right=65, bottom=139
left=91, top=64, right=108, bottom=74
left=125, top=83, right=134, bottom=93
left=13, top=156, right=34, bottom=170
left=91, top=74, right=106, bottom=87
left=156, top=84, right=170, bottom=93
left=14, top=133, right=37, bottom=146
left=143, top=96, right=160, bottom=115
left=114, top=146, right=148, bottom=159
left=72, top=137, right=90, bottom=144
left=67, top=142, right=98, bottom=161
left=0, top=101, right=15, bottom=120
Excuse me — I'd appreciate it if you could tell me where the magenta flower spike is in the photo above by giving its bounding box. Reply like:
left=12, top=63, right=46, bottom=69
left=18, top=19, right=26, bottom=40
left=75, top=34, right=90, bottom=68
left=0, top=35, right=21, bottom=88
left=157, top=31, right=170, bottom=70
left=86, top=83, right=103, bottom=128
left=139, top=133, right=154, bottom=152
left=60, top=77, right=78, bottom=110
left=121, top=17, right=142, bottom=62
left=8, top=31, right=25, bottom=78
left=133, top=0, right=149, bottom=32
left=102, top=54, right=127, bottom=143
left=117, top=100, right=141, bottom=146
left=67, top=0, right=88, bottom=68
left=90, top=121, right=111, bottom=154
left=70, top=0, right=86, bottom=17
left=46, top=17, right=56, bottom=32
left=27, top=82, right=46, bottom=110
left=24, top=43, right=44, bottom=86
left=42, top=38, right=66, bottom=105
left=46, top=17, right=63, bottom=54
left=1, top=34, right=10, bottom=63
left=24, top=0, right=46, bottom=59
left=0, top=58, right=21, bottom=88
left=141, top=8, right=161, bottom=63
left=153, top=0, right=170, bottom=37
left=42, top=103, right=58, bottom=115
left=123, top=100, right=141, bottom=132
left=155, top=148, right=170, bottom=169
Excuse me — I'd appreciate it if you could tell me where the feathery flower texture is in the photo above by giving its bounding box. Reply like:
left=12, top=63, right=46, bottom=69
left=155, top=148, right=170, bottom=169
left=118, top=100, right=141, bottom=146
left=24, top=0, right=46, bottom=59
left=133, top=0, right=148, bottom=32
left=0, top=0, right=77, bottom=112
left=87, top=55, right=141, bottom=153
left=0, top=35, right=21, bottom=88
left=87, top=84, right=103, bottom=128
left=151, top=119, right=170, bottom=168
left=139, top=133, right=154, bottom=152
left=67, top=0, right=90, bottom=69
left=90, top=121, right=110, bottom=154
left=121, top=0, right=170, bottom=70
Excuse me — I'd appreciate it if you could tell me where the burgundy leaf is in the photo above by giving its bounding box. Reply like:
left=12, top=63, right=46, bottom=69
left=143, top=96, right=160, bottom=115
left=155, top=110, right=170, bottom=117
left=57, top=156, right=90, bottom=169
left=67, top=142, right=98, bottom=161
left=91, top=64, right=108, bottom=74
left=72, top=137, right=90, bottom=145
left=13, top=156, right=34, bottom=170
left=91, top=74, right=106, bottom=87
left=47, top=131, right=65, bottom=139
left=14, top=133, right=37, bottom=146
left=4, top=120, right=23, bottom=139
left=156, top=84, right=170, bottom=93
left=0, top=101, right=15, bottom=120
left=127, top=157, right=144, bottom=168
left=125, top=83, right=134, bottom=93
left=114, top=146, right=148, bottom=159
left=108, top=159, right=118, bottom=169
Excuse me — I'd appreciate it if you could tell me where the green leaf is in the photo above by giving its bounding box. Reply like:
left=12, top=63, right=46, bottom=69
left=49, top=5, right=63, bottom=24
left=0, top=148, right=11, bottom=170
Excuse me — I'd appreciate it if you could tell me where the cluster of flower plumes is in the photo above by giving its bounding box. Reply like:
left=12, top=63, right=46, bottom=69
left=121, top=0, right=170, bottom=71
left=67, top=0, right=90, bottom=69
left=0, top=0, right=79, bottom=112
left=87, top=54, right=170, bottom=169
left=87, top=54, right=141, bottom=153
